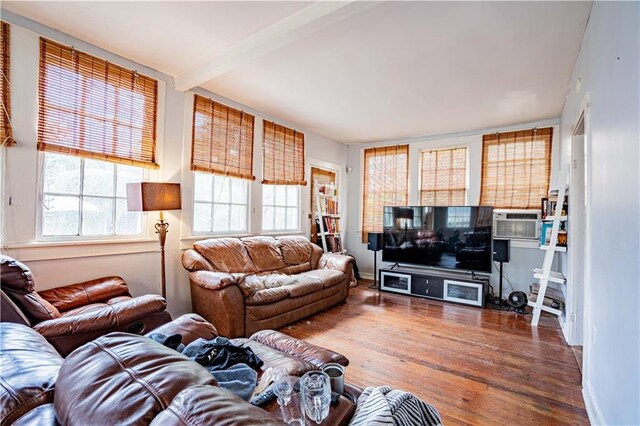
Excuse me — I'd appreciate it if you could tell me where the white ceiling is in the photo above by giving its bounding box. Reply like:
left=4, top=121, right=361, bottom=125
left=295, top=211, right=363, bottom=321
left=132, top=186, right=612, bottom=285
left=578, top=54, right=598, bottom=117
left=3, top=1, right=591, bottom=144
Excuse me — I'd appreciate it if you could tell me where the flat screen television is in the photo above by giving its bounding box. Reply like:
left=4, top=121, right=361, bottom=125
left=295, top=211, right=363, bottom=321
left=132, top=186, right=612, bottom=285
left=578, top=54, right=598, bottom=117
left=382, top=206, right=494, bottom=274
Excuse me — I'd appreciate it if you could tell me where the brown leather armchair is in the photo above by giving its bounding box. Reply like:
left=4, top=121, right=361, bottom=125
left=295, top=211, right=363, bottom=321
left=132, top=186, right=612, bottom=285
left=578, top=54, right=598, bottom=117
left=0, top=255, right=171, bottom=356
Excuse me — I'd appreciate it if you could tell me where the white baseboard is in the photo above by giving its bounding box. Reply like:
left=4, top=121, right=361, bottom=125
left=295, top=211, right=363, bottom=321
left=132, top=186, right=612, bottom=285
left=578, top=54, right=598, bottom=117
left=583, top=379, right=604, bottom=425
left=359, top=272, right=374, bottom=280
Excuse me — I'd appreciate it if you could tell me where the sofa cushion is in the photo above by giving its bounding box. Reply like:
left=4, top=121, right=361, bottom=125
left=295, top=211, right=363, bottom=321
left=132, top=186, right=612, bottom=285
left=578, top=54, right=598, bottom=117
left=277, top=236, right=313, bottom=265
left=149, top=385, right=282, bottom=426
left=246, top=284, right=344, bottom=322
left=230, top=338, right=317, bottom=377
left=54, top=333, right=217, bottom=426
left=238, top=274, right=298, bottom=298
left=0, top=323, right=62, bottom=425
left=194, top=238, right=257, bottom=273
left=245, top=287, right=290, bottom=306
left=241, top=236, right=287, bottom=272
left=298, top=269, right=345, bottom=288
left=286, top=277, right=324, bottom=298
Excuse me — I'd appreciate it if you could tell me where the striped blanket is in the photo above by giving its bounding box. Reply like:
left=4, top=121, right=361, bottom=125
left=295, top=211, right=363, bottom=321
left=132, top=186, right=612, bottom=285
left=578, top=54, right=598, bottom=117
left=349, top=386, right=442, bottom=426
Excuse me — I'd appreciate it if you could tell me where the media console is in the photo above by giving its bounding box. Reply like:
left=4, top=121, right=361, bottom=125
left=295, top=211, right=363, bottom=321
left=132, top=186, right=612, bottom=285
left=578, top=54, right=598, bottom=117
left=378, top=266, right=489, bottom=308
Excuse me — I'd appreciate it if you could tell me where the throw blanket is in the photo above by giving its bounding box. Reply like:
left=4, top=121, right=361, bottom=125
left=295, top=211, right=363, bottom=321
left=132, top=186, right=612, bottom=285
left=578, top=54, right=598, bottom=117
left=349, top=386, right=442, bottom=426
left=148, top=333, right=261, bottom=401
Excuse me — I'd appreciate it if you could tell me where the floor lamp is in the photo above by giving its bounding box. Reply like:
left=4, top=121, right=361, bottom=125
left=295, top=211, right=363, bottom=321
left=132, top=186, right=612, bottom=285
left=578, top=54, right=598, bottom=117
left=127, top=182, right=181, bottom=300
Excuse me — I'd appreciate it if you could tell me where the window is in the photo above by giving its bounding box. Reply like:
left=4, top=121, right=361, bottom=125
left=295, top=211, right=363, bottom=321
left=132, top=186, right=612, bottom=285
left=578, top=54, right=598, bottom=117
left=0, top=21, right=13, bottom=146
left=480, top=127, right=553, bottom=209
left=362, top=145, right=409, bottom=242
left=446, top=207, right=471, bottom=228
left=41, top=152, right=143, bottom=238
left=38, top=38, right=158, bottom=168
left=193, top=173, right=249, bottom=234
left=190, top=95, right=254, bottom=234
left=262, top=185, right=299, bottom=232
left=420, top=147, right=467, bottom=206
left=261, top=121, right=305, bottom=232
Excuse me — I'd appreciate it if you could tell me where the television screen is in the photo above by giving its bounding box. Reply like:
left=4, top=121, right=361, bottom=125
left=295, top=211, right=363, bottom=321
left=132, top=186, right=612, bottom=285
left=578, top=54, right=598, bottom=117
left=382, top=206, right=494, bottom=273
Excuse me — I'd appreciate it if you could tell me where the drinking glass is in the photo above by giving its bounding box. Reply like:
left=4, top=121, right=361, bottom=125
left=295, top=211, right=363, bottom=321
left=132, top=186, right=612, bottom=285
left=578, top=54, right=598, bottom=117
left=300, top=371, right=331, bottom=424
left=273, top=375, right=305, bottom=425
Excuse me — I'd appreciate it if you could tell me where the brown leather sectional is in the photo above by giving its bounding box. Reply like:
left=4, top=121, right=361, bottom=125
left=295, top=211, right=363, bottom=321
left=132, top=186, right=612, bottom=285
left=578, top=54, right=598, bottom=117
left=1, top=314, right=359, bottom=425
left=0, top=255, right=171, bottom=356
left=182, top=236, right=355, bottom=337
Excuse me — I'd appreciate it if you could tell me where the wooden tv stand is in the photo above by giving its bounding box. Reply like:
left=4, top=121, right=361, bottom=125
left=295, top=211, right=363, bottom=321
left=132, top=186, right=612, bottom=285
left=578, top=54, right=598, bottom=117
left=378, top=266, right=489, bottom=308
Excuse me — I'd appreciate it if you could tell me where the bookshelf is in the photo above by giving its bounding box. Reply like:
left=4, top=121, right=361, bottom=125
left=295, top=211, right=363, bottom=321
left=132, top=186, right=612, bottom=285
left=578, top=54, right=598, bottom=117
left=313, top=180, right=344, bottom=254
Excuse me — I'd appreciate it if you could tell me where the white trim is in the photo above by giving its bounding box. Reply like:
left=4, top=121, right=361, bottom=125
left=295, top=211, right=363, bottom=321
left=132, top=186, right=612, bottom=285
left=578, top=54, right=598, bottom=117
left=583, top=379, right=604, bottom=425
left=3, top=238, right=159, bottom=262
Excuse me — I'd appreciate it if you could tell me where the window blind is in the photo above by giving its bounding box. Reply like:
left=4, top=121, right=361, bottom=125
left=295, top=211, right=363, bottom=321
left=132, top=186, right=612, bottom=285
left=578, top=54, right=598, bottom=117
left=362, top=145, right=409, bottom=242
left=0, top=21, right=13, bottom=147
left=480, top=127, right=553, bottom=209
left=38, top=38, right=159, bottom=168
left=420, top=147, right=467, bottom=206
left=191, top=94, right=255, bottom=180
left=262, top=120, right=306, bottom=185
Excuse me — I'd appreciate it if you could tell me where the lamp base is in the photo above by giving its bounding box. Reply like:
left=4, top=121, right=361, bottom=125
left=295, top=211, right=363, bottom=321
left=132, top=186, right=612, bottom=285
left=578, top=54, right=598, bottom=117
left=155, top=220, right=169, bottom=300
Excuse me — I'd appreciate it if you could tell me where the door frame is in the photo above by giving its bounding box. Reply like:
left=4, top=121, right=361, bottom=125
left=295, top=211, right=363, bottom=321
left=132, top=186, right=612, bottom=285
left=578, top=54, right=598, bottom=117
left=568, top=93, right=591, bottom=381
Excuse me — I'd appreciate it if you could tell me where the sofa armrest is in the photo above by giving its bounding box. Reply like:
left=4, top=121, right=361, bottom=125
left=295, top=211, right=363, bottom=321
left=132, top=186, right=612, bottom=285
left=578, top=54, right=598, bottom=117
left=147, top=314, right=218, bottom=345
left=249, top=329, right=349, bottom=368
left=189, top=272, right=245, bottom=338
left=319, top=253, right=352, bottom=274
left=189, top=271, right=237, bottom=291
left=33, top=295, right=166, bottom=338
left=39, top=276, right=131, bottom=312
left=319, top=253, right=356, bottom=287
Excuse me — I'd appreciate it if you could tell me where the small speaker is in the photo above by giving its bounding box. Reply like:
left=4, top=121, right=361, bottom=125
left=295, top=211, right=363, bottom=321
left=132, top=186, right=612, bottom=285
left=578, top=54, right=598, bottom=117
left=493, top=238, right=510, bottom=263
left=367, top=233, right=383, bottom=252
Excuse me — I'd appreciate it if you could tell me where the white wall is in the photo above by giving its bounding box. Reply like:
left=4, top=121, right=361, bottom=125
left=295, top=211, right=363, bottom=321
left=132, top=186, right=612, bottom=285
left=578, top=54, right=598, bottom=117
left=1, top=11, right=348, bottom=317
left=344, top=120, right=562, bottom=296
left=559, top=2, right=640, bottom=425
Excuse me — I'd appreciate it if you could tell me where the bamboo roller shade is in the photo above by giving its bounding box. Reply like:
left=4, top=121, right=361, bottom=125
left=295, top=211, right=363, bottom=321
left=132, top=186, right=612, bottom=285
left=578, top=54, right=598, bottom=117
left=480, top=127, right=553, bottom=209
left=362, top=145, right=409, bottom=243
left=191, top=94, right=255, bottom=180
left=0, top=21, right=12, bottom=147
left=262, top=120, right=306, bottom=185
left=37, top=38, right=159, bottom=168
left=420, top=147, right=467, bottom=206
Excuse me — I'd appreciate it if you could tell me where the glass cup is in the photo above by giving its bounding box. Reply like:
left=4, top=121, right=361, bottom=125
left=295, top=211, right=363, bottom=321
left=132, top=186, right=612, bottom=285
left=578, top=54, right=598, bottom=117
left=300, top=371, right=331, bottom=424
left=273, top=375, right=305, bottom=425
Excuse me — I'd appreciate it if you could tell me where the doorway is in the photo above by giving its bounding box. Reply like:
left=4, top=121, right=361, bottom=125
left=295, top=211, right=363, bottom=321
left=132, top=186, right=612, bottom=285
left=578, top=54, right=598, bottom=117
left=568, top=99, right=590, bottom=382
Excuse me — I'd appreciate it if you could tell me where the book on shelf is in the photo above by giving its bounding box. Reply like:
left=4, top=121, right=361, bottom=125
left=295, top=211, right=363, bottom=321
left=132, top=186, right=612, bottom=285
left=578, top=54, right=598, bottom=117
left=320, top=198, right=339, bottom=215
left=326, top=235, right=343, bottom=253
left=322, top=217, right=341, bottom=234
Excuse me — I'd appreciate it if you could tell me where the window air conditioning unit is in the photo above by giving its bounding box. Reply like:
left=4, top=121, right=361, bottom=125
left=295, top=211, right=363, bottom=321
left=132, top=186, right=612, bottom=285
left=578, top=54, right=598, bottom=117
left=493, top=210, right=540, bottom=240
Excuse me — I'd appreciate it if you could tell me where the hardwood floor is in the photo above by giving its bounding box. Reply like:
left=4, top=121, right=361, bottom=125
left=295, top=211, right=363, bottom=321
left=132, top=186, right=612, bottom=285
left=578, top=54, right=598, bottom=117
left=280, top=282, right=588, bottom=425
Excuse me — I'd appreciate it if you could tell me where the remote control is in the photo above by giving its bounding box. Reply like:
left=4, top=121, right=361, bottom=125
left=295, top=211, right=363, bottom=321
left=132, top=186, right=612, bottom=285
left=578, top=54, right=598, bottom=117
left=250, top=386, right=276, bottom=406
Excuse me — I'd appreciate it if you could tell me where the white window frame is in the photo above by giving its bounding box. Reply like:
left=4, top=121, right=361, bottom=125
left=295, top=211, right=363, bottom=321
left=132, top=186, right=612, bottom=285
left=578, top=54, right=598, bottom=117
left=261, top=184, right=300, bottom=233
left=192, top=173, right=250, bottom=235
left=37, top=152, right=148, bottom=242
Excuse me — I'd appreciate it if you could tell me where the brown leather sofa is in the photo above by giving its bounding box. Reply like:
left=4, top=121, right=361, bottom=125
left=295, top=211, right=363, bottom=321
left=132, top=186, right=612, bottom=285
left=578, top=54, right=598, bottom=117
left=1, top=314, right=359, bottom=425
left=182, top=236, right=355, bottom=338
left=0, top=255, right=171, bottom=356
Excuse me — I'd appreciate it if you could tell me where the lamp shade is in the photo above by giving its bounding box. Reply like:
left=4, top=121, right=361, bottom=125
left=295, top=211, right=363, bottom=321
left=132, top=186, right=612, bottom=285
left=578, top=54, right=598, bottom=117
left=126, top=182, right=181, bottom=212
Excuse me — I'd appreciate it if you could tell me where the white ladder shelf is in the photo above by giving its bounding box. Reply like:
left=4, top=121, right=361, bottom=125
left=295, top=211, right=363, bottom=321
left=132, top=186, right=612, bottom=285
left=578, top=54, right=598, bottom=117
left=530, top=184, right=567, bottom=326
left=314, top=179, right=344, bottom=254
